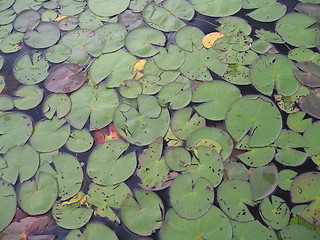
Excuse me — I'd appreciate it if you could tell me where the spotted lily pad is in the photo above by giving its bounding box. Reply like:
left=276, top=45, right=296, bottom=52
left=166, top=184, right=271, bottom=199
left=66, top=85, right=119, bottom=130
left=120, top=190, right=164, bottom=236
left=87, top=140, right=136, bottom=185
left=44, top=63, right=87, bottom=93
left=160, top=206, right=232, bottom=240
left=18, top=172, right=58, bottom=215
left=217, top=16, right=252, bottom=36
left=114, top=95, right=170, bottom=146
left=192, top=80, right=241, bottom=120
left=13, top=51, right=49, bottom=85
left=137, top=137, right=177, bottom=191
left=218, top=180, right=255, bottom=222
left=65, top=222, right=119, bottom=240
left=0, top=180, right=16, bottom=232
left=247, top=3, right=286, bottom=22
left=164, top=147, right=191, bottom=171
left=291, top=172, right=320, bottom=226
left=42, top=93, right=71, bottom=119
left=0, top=112, right=33, bottom=154
left=225, top=95, right=282, bottom=147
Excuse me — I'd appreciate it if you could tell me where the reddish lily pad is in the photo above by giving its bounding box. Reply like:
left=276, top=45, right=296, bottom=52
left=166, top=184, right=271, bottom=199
left=44, top=63, right=87, bottom=93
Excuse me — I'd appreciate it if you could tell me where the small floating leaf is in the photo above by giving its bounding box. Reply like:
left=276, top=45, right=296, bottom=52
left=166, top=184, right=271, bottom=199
left=299, top=89, right=320, bottom=119
left=13, top=85, right=43, bottom=110
left=294, top=61, right=320, bottom=88
left=164, top=147, right=191, bottom=171
left=287, top=112, right=312, bottom=133
left=42, top=93, right=71, bottom=119
left=278, top=169, right=298, bottom=191
left=0, top=180, right=16, bottom=232
left=66, top=129, right=93, bottom=153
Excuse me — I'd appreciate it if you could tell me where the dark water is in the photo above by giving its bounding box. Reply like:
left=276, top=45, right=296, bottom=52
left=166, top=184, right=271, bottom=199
left=2, top=0, right=318, bottom=239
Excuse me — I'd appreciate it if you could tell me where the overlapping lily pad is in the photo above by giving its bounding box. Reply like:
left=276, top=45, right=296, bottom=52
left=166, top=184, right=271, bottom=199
left=0, top=180, right=16, bottom=232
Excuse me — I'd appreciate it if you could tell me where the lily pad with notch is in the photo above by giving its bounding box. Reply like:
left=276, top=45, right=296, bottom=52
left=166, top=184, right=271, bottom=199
left=294, top=61, right=320, bottom=88
left=175, top=25, right=204, bottom=52
left=0, top=180, right=16, bottom=232
left=278, top=169, right=298, bottom=191
left=42, top=93, right=71, bottom=119
left=45, top=44, right=72, bottom=64
left=13, top=85, right=43, bottom=110
left=299, top=89, right=320, bottom=119
left=164, top=147, right=191, bottom=171
left=0, top=32, right=24, bottom=53
left=44, top=63, right=87, bottom=93
left=247, top=3, right=286, bottom=22
left=66, top=129, right=94, bottom=153
left=217, top=16, right=251, bottom=36
left=57, top=0, right=86, bottom=16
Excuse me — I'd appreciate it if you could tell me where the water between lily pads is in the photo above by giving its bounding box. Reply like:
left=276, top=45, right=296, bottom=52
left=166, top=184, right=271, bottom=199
left=1, top=0, right=318, bottom=239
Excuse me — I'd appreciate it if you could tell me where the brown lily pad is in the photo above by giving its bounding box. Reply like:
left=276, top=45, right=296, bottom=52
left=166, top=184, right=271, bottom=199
left=44, top=63, right=87, bottom=93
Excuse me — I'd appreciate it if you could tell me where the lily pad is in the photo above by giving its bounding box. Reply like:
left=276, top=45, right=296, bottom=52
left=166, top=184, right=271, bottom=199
left=0, top=96, right=13, bottom=111
left=0, top=32, right=24, bottom=53
left=160, top=207, right=232, bottom=240
left=250, top=54, right=299, bottom=96
left=42, top=93, right=71, bottom=119
left=137, top=137, right=177, bottom=191
left=0, top=180, right=16, bottom=232
left=14, top=9, right=40, bottom=32
left=299, top=89, right=320, bottom=119
left=66, top=84, right=119, bottom=130
left=225, top=95, right=282, bottom=147
left=29, top=117, right=70, bottom=152
left=304, top=121, right=320, bottom=156
left=125, top=27, right=166, bottom=57
left=88, top=49, right=136, bottom=87
left=45, top=44, right=72, bottom=63
left=66, top=129, right=94, bottom=153
left=58, top=0, right=86, bottom=16
left=190, top=0, right=242, bottom=17
left=218, top=180, right=255, bottom=222
left=24, top=22, right=60, bottom=49
left=259, top=195, right=290, bottom=229
left=153, top=45, right=185, bottom=70
left=13, top=85, right=43, bottom=110
left=0, top=9, right=16, bottom=25
left=58, top=16, right=79, bottom=31
left=175, top=26, right=204, bottom=52
left=192, top=80, right=241, bottom=120
left=294, top=61, right=320, bottom=88
left=65, top=222, right=119, bottom=240
left=280, top=225, right=320, bottom=240
left=247, top=3, right=286, bottom=22
left=44, top=63, right=87, bottom=93
left=287, top=112, right=312, bottom=133
left=291, top=172, right=320, bottom=226
left=13, top=51, right=49, bottom=85
left=18, top=172, right=58, bottom=215
left=87, top=140, right=136, bottom=185
left=217, top=16, right=252, bottom=36
left=52, top=192, right=93, bottom=229
left=0, top=112, right=33, bottom=154
left=164, top=147, right=191, bottom=171
left=113, top=95, right=170, bottom=146
left=278, top=169, right=298, bottom=191
left=120, top=190, right=164, bottom=236
left=88, top=0, right=130, bottom=17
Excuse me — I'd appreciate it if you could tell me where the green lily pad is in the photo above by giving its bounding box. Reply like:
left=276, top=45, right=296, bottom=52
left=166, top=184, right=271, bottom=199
left=184, top=146, right=224, bottom=187
left=58, top=16, right=79, bottom=31
left=95, top=23, right=127, bottom=53
left=45, top=44, right=72, bottom=63
left=164, top=147, right=191, bottom=171
left=88, top=0, right=130, bottom=17
left=255, top=28, right=284, bottom=43
left=160, top=207, right=232, bottom=240
left=119, top=80, right=142, bottom=99
left=231, top=219, right=277, bottom=240
left=280, top=225, right=320, bottom=240
left=180, top=47, right=228, bottom=80
left=299, top=89, right=320, bottom=119
left=223, top=64, right=251, bottom=85
left=65, top=222, right=119, bottom=240
left=294, top=61, right=320, bottom=88
left=186, top=127, right=233, bottom=161
left=113, top=95, right=170, bottom=146
left=13, top=0, right=42, bottom=13
left=217, top=16, right=251, bottom=36
left=0, top=96, right=13, bottom=111
left=14, top=9, right=40, bottom=32
left=1, top=144, right=39, bottom=184
left=125, top=27, right=166, bottom=57
left=44, top=63, right=87, bottom=93
left=118, top=10, right=146, bottom=31
left=24, top=22, right=60, bottom=49
left=0, top=32, right=24, bottom=53
left=78, top=9, right=103, bottom=31
left=242, top=0, right=277, bottom=9
left=190, top=0, right=242, bottom=17
left=41, top=9, right=58, bottom=21
left=192, top=80, right=241, bottom=120
left=88, top=49, right=136, bottom=87
left=0, top=180, right=16, bottom=232
left=137, top=137, right=177, bottom=191
left=0, top=9, right=16, bottom=25
left=249, top=164, right=278, bottom=201
left=170, top=107, right=205, bottom=140
left=42, top=93, right=71, bottom=119
left=250, top=54, right=299, bottom=96
left=52, top=192, right=93, bottom=229
left=251, top=39, right=273, bottom=54
left=58, top=0, right=86, bottom=16
left=0, top=112, right=33, bottom=154
left=18, top=172, right=58, bottom=215
left=13, top=51, right=49, bottom=85
left=0, top=76, right=5, bottom=93
left=288, top=48, right=320, bottom=64
left=0, top=0, right=14, bottom=11
left=304, top=121, right=320, bottom=156
left=259, top=195, right=290, bottom=229
left=225, top=95, right=282, bottom=147
left=276, top=13, right=318, bottom=48
left=66, top=129, right=94, bottom=153
left=287, top=112, right=312, bottom=133
left=29, top=117, right=70, bottom=152
left=175, top=25, right=204, bottom=52
left=60, top=28, right=105, bottom=65
left=224, top=161, right=249, bottom=181
left=120, top=190, right=164, bottom=236
left=66, top=85, right=119, bottom=130
left=87, top=182, right=131, bottom=222
left=13, top=85, right=43, bottom=110
left=153, top=45, right=185, bottom=70
left=87, top=140, right=136, bottom=185
left=247, top=3, right=286, bottom=22
left=217, top=179, right=255, bottom=222
left=278, top=169, right=298, bottom=191
left=170, top=173, right=214, bottom=219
